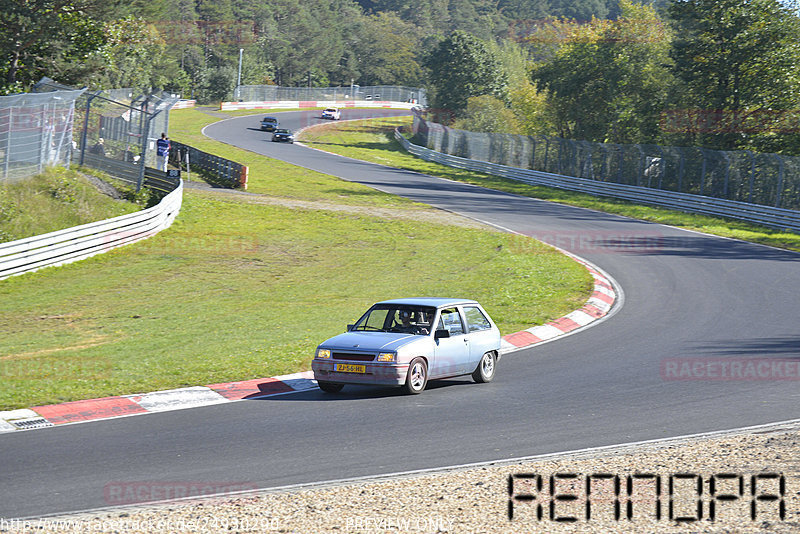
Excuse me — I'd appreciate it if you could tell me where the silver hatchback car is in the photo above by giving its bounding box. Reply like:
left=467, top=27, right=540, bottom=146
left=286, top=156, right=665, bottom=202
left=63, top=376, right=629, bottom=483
left=312, top=298, right=501, bottom=394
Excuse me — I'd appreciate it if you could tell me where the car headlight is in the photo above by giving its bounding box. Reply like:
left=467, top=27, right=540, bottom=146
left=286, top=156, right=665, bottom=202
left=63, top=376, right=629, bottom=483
left=317, top=349, right=331, bottom=359
left=377, top=352, right=395, bottom=362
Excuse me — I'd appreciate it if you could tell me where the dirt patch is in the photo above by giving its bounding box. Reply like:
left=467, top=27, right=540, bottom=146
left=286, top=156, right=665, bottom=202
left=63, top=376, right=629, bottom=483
left=187, top=185, right=498, bottom=231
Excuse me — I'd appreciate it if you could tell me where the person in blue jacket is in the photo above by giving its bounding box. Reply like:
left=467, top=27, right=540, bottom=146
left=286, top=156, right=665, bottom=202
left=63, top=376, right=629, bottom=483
left=156, top=132, right=170, bottom=171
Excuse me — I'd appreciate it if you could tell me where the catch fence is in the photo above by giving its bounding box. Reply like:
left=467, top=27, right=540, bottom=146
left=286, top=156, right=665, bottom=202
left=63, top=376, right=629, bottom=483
left=34, top=78, right=180, bottom=191
left=412, top=111, right=800, bottom=211
left=0, top=90, right=85, bottom=182
left=233, top=85, right=426, bottom=106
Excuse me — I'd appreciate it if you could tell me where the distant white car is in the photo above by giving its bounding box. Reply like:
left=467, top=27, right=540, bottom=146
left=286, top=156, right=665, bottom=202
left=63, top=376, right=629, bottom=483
left=321, top=108, right=341, bottom=120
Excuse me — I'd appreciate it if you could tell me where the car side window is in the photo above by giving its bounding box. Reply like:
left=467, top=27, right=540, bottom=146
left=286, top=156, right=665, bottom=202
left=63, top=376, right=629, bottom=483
left=463, top=306, right=491, bottom=333
left=438, top=308, right=465, bottom=336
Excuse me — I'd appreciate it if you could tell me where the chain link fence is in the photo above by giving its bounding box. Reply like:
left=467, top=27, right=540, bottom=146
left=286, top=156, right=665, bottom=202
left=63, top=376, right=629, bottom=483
left=233, top=85, right=426, bottom=105
left=0, top=89, right=86, bottom=182
left=412, top=111, right=800, bottom=211
left=33, top=78, right=179, bottom=190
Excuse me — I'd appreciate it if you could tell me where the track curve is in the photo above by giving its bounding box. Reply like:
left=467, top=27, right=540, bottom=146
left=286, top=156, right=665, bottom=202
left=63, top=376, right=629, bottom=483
left=2, top=109, right=799, bottom=519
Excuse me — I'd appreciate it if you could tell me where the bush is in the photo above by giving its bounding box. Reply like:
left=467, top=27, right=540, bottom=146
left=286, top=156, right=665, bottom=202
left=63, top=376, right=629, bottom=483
left=452, top=95, right=519, bottom=133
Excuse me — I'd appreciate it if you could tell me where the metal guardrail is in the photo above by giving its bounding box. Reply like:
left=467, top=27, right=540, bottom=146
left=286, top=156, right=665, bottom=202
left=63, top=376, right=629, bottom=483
left=0, top=178, right=182, bottom=280
left=395, top=129, right=800, bottom=234
left=169, top=140, right=247, bottom=189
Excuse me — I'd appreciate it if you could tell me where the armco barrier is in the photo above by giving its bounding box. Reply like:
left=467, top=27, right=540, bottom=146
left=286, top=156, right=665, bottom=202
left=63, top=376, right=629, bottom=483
left=395, top=129, right=800, bottom=234
left=169, top=140, right=247, bottom=189
left=0, top=176, right=182, bottom=280
left=172, top=99, right=196, bottom=110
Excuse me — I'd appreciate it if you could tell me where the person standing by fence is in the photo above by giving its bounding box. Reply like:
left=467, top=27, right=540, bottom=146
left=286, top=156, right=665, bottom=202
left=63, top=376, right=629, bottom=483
left=156, top=132, right=170, bottom=172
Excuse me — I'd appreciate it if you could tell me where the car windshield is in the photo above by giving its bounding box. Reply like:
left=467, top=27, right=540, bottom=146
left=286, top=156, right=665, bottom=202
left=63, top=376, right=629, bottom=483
left=275, top=129, right=289, bottom=133
left=263, top=117, right=277, bottom=122
left=324, top=108, right=336, bottom=113
left=352, top=304, right=436, bottom=335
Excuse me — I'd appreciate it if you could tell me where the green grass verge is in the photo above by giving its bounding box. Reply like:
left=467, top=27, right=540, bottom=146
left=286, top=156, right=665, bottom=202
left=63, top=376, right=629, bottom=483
left=169, top=108, right=425, bottom=208
left=0, top=109, right=592, bottom=409
left=0, top=167, right=141, bottom=243
left=300, top=117, right=800, bottom=252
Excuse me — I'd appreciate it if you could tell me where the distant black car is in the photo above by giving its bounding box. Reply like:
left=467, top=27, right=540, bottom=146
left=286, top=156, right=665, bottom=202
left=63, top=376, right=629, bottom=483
left=260, top=117, right=279, bottom=131
left=271, top=128, right=295, bottom=143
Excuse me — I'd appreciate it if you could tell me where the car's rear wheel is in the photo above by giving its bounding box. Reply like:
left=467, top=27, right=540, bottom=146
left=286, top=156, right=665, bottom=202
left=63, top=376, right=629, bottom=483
left=404, top=358, right=428, bottom=394
left=318, top=381, right=344, bottom=393
left=472, top=351, right=496, bottom=383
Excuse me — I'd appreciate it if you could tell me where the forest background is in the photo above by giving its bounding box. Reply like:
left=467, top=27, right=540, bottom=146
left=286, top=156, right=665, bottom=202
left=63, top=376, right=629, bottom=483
left=3, top=0, right=800, bottom=154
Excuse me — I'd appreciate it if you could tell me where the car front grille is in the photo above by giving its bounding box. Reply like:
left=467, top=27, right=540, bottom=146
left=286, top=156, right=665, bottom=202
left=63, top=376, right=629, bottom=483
left=332, top=352, right=375, bottom=362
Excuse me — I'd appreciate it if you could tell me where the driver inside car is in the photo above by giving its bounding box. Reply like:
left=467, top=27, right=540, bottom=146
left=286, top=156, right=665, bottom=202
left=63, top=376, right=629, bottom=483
left=393, top=310, right=431, bottom=335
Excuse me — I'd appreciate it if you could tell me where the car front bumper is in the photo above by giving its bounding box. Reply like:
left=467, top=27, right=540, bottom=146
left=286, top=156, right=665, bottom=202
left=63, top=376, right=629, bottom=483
left=312, top=360, right=409, bottom=386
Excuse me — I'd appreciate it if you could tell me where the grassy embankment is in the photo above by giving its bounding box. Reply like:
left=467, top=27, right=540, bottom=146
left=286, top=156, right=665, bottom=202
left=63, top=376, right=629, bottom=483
left=0, top=108, right=592, bottom=410
left=0, top=167, right=141, bottom=243
left=300, top=116, right=800, bottom=252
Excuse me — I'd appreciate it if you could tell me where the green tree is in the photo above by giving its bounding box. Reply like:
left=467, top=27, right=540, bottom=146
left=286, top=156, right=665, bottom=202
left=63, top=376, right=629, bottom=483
left=532, top=0, right=673, bottom=143
left=83, top=17, right=180, bottom=91
left=424, top=31, right=507, bottom=121
left=485, top=38, right=530, bottom=89
left=668, top=0, right=800, bottom=153
left=452, top=94, right=520, bottom=133
left=257, top=0, right=349, bottom=86
left=549, top=0, right=610, bottom=20
left=0, top=0, right=118, bottom=90
left=509, top=81, right=555, bottom=135
left=351, top=12, right=422, bottom=86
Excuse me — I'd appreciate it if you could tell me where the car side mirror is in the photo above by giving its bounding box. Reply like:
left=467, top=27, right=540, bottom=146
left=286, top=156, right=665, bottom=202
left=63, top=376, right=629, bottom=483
left=434, top=329, right=450, bottom=339
left=346, top=324, right=354, bottom=332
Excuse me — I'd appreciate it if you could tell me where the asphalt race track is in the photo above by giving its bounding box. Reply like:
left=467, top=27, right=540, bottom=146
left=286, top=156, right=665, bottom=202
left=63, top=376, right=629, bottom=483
left=2, top=109, right=799, bottom=519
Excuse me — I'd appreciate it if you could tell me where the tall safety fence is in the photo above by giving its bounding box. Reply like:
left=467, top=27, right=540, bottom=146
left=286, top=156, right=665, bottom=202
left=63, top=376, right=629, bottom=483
left=34, top=78, right=179, bottom=190
left=0, top=90, right=85, bottom=182
left=412, top=111, right=800, bottom=211
left=233, top=85, right=426, bottom=106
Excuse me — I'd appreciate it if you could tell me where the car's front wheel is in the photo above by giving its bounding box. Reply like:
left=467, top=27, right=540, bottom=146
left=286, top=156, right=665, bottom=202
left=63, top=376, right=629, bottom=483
left=404, top=358, right=428, bottom=394
left=472, top=351, right=496, bottom=383
left=318, top=381, right=344, bottom=393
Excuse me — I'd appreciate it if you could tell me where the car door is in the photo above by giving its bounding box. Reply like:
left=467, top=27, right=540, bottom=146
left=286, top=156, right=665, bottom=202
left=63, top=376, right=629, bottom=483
left=462, top=305, right=496, bottom=369
left=431, top=307, right=470, bottom=377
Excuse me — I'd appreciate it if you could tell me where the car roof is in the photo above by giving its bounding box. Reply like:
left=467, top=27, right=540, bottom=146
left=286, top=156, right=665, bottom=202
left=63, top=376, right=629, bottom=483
left=376, top=297, right=479, bottom=308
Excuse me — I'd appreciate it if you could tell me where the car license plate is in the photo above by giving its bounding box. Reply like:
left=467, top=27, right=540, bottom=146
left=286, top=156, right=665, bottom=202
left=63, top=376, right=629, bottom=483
left=335, top=363, right=366, bottom=373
